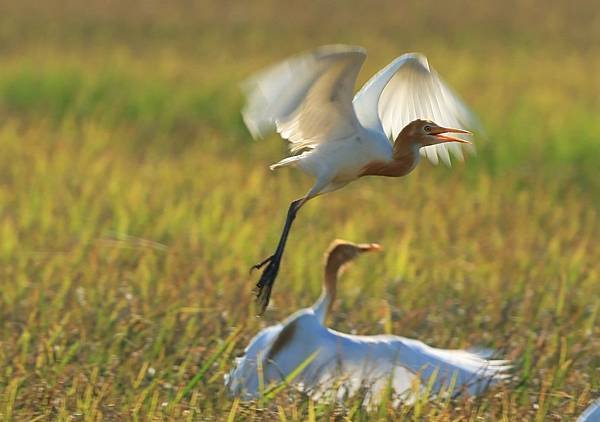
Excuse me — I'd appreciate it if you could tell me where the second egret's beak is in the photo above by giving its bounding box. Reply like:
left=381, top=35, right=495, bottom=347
left=357, top=243, right=383, bottom=253
left=431, top=126, right=472, bottom=144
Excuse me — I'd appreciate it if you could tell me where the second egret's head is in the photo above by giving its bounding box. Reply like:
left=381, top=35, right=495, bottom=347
left=402, top=119, right=472, bottom=148
left=325, top=240, right=382, bottom=272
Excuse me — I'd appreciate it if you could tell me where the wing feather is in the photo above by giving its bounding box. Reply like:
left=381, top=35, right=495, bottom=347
left=353, top=53, right=479, bottom=165
left=241, top=45, right=366, bottom=152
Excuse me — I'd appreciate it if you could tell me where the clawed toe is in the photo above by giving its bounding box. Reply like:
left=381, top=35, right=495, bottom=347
left=249, top=255, right=274, bottom=274
left=252, top=257, right=280, bottom=314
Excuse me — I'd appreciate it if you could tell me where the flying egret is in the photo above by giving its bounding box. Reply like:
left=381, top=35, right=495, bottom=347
left=226, top=240, right=509, bottom=405
left=243, top=45, right=478, bottom=314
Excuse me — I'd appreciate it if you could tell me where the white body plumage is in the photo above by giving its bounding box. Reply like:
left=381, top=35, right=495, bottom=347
left=271, top=127, right=395, bottom=195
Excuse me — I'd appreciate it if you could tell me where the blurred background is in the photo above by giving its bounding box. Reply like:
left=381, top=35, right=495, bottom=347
left=0, top=0, right=598, bottom=419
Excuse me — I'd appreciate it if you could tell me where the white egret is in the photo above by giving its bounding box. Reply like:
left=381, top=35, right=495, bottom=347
left=243, top=45, right=478, bottom=313
left=226, top=240, right=509, bottom=405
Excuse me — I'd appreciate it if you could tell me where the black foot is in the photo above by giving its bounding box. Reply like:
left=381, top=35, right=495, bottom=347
left=252, top=257, right=280, bottom=315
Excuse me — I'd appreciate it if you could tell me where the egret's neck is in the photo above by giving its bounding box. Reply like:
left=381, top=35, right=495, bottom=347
left=360, top=134, right=419, bottom=178
left=313, top=258, right=341, bottom=324
left=393, top=132, right=419, bottom=161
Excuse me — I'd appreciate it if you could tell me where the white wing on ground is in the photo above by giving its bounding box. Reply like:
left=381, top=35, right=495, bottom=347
left=353, top=53, right=479, bottom=166
left=241, top=45, right=366, bottom=152
left=309, top=329, right=510, bottom=405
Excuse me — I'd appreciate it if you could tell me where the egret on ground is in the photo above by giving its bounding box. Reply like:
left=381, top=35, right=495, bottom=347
left=243, top=45, right=478, bottom=314
left=226, top=240, right=509, bottom=405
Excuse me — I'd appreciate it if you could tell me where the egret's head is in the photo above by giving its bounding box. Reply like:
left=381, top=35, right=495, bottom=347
left=402, top=119, right=472, bottom=147
left=320, top=240, right=381, bottom=318
left=325, top=239, right=382, bottom=272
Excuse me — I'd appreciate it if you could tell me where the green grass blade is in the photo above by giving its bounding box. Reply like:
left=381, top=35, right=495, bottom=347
left=176, top=326, right=242, bottom=403
left=262, top=350, right=319, bottom=402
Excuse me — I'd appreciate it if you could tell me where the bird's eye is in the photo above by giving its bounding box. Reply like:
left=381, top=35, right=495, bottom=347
left=424, top=125, right=431, bottom=132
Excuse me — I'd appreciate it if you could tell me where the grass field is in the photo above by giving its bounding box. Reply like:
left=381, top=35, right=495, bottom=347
left=0, top=0, right=599, bottom=419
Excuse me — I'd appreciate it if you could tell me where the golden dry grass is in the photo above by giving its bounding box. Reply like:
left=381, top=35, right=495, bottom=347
left=0, top=0, right=599, bottom=420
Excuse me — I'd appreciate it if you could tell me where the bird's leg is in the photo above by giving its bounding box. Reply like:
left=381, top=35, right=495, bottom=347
left=252, top=197, right=304, bottom=314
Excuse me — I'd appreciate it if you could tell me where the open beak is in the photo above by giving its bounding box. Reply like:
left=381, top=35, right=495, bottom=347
left=357, top=243, right=383, bottom=253
left=431, top=126, right=472, bottom=144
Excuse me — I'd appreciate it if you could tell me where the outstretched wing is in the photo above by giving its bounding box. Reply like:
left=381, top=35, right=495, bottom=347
left=353, top=53, right=479, bottom=166
left=389, top=336, right=510, bottom=396
left=242, top=45, right=366, bottom=152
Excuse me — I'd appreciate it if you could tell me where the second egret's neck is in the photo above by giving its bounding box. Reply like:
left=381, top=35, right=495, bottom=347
left=313, top=255, right=345, bottom=324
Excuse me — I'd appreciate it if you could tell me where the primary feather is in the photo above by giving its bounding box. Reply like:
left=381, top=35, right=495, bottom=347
left=242, top=45, right=366, bottom=152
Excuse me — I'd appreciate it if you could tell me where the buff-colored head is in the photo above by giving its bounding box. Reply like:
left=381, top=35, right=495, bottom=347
left=325, top=239, right=382, bottom=274
left=400, top=119, right=472, bottom=147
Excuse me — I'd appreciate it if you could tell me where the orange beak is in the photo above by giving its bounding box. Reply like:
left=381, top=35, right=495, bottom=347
left=431, top=126, right=472, bottom=144
left=357, top=243, right=383, bottom=253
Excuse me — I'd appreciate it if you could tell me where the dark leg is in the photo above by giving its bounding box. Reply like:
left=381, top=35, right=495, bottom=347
left=251, top=198, right=304, bottom=315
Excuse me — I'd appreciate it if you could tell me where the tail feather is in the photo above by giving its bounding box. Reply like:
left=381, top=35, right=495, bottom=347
left=269, top=155, right=302, bottom=170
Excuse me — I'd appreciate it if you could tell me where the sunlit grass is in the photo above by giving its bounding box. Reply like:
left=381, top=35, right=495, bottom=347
left=0, top=0, right=599, bottom=419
